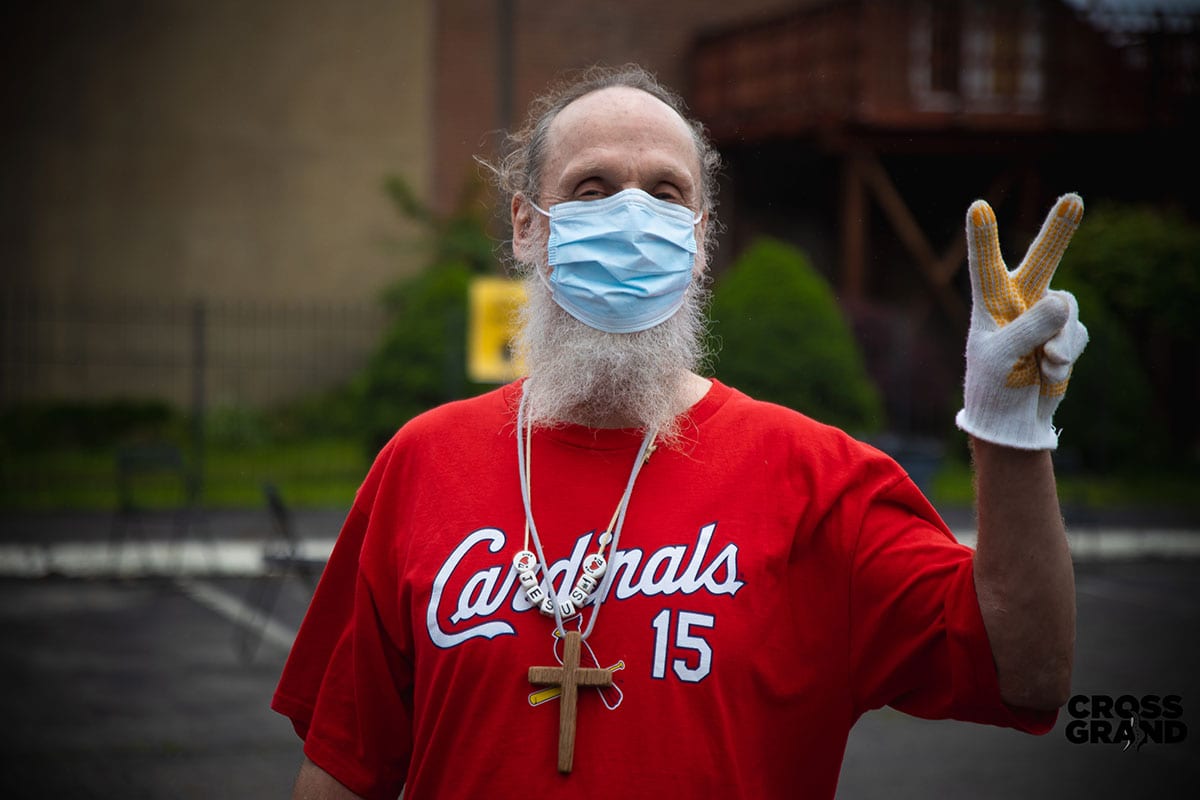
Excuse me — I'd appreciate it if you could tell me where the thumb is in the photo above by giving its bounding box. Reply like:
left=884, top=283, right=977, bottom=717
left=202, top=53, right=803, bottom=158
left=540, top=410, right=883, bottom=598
left=996, top=294, right=1069, bottom=359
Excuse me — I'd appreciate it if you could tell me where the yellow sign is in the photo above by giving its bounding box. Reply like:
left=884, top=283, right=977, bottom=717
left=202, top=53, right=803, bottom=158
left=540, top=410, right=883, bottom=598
left=468, top=276, right=527, bottom=383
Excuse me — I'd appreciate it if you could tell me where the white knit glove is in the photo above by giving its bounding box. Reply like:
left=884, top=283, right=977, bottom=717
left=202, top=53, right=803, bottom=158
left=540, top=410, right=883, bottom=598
left=955, top=194, right=1090, bottom=450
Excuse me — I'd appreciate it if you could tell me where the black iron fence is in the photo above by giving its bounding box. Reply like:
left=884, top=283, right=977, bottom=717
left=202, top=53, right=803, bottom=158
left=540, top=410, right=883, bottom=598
left=0, top=294, right=388, bottom=412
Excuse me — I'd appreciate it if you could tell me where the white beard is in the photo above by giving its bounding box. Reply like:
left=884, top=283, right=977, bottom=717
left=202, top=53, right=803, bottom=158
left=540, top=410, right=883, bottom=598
left=515, top=267, right=711, bottom=443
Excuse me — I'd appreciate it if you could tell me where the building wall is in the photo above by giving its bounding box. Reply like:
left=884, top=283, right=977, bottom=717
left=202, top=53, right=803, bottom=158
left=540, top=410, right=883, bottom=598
left=2, top=0, right=433, bottom=405
left=430, top=0, right=806, bottom=216
left=4, top=0, right=433, bottom=307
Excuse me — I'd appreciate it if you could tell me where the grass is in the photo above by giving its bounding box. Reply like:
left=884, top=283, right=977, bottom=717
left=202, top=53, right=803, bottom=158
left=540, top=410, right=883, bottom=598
left=4, top=438, right=1196, bottom=515
left=929, top=458, right=1200, bottom=511
left=0, top=438, right=369, bottom=511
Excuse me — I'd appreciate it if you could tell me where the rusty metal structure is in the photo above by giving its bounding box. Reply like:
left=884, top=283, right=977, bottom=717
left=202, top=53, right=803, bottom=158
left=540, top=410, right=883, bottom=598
left=685, top=0, right=1197, bottom=434
left=689, top=0, right=1197, bottom=320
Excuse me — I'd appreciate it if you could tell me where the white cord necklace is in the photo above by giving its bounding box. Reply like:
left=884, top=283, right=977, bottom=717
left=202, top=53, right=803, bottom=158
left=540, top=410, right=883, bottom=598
left=514, top=382, right=658, bottom=640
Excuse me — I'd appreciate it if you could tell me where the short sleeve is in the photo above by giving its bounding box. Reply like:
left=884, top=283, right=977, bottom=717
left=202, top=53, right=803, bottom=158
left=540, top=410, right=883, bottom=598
left=300, top=568, right=414, bottom=800
left=847, top=470, right=1056, bottom=734
left=271, top=503, right=370, bottom=739
left=271, top=435, right=415, bottom=799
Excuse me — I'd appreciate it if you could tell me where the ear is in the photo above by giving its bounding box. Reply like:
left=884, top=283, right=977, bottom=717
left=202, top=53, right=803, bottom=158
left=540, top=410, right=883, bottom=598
left=693, top=210, right=710, bottom=276
left=511, top=193, right=537, bottom=261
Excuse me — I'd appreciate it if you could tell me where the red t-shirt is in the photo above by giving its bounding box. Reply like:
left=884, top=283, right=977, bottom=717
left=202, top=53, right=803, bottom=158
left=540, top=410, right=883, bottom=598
left=273, top=380, right=1054, bottom=799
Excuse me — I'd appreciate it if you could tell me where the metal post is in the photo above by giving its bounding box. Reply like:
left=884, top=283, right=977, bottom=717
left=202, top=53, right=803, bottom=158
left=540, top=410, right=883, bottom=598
left=190, top=300, right=206, bottom=507
left=497, top=0, right=514, bottom=131
left=841, top=153, right=866, bottom=299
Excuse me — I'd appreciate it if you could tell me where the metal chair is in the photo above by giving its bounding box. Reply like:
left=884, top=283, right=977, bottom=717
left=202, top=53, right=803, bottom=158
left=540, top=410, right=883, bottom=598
left=108, top=443, right=206, bottom=574
left=234, top=482, right=326, bottom=662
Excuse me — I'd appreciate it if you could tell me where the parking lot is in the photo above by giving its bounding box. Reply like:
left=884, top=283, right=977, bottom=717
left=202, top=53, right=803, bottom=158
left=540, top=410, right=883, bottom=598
left=0, top=511, right=1197, bottom=798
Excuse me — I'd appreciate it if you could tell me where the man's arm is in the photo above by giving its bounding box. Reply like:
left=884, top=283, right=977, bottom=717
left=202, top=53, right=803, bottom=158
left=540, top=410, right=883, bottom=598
left=954, top=194, right=1090, bottom=711
left=292, top=758, right=367, bottom=800
left=971, top=439, right=1075, bottom=710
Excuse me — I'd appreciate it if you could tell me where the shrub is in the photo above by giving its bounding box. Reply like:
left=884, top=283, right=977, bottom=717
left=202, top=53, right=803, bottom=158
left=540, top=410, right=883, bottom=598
left=709, top=238, right=884, bottom=434
left=355, top=262, right=479, bottom=450
left=0, top=399, right=179, bottom=451
left=354, top=175, right=498, bottom=451
left=1057, top=204, right=1199, bottom=342
left=1050, top=282, right=1167, bottom=471
left=1054, top=204, right=1199, bottom=470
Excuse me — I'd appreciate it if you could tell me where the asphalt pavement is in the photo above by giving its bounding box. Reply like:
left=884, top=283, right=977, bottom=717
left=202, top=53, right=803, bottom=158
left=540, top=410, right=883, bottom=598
left=0, top=509, right=1196, bottom=798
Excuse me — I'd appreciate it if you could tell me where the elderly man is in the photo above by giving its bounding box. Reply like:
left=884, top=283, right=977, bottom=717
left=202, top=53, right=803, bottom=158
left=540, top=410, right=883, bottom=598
left=274, top=65, right=1085, bottom=800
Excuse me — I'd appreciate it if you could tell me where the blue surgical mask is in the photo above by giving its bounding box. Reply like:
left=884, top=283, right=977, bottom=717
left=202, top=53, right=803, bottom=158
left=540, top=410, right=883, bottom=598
left=531, top=188, right=702, bottom=333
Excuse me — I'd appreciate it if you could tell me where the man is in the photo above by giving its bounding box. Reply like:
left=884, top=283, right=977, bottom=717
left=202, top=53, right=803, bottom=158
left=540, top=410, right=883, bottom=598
left=274, top=64, right=1086, bottom=799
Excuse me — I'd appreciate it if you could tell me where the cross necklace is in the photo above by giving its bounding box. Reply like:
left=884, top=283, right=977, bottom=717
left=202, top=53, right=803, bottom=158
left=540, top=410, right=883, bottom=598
left=515, top=383, right=658, bottom=773
left=528, top=630, right=614, bottom=772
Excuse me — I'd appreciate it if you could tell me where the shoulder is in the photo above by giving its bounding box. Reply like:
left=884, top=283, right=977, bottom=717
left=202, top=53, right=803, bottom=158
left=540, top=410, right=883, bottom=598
left=704, top=380, right=944, bottom=551
left=354, top=382, right=518, bottom=509
left=705, top=380, right=910, bottom=521
left=392, top=382, right=517, bottom=446
left=713, top=380, right=890, bottom=468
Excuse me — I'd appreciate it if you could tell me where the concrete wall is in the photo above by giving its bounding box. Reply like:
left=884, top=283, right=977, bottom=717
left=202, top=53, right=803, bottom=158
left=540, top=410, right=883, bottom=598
left=4, top=0, right=433, bottom=306
left=2, top=0, right=433, bottom=405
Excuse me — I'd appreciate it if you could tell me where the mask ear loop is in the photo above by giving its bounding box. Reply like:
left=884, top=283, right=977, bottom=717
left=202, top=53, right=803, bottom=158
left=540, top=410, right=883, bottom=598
left=520, top=195, right=556, bottom=292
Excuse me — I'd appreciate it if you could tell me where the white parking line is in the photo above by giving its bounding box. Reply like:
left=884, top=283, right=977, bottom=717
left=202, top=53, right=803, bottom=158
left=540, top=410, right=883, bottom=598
left=176, top=577, right=298, bottom=653
left=0, top=538, right=336, bottom=578
left=951, top=529, right=1200, bottom=559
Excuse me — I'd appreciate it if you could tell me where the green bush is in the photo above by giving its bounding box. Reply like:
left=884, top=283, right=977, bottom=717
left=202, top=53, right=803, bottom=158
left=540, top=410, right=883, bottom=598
left=0, top=399, right=179, bottom=451
left=1050, top=282, right=1167, bottom=471
left=709, top=238, right=884, bottom=434
left=1055, top=204, right=1200, bottom=470
left=1057, top=204, right=1200, bottom=341
left=270, top=385, right=363, bottom=442
left=355, top=262, right=480, bottom=450
left=353, top=175, right=498, bottom=451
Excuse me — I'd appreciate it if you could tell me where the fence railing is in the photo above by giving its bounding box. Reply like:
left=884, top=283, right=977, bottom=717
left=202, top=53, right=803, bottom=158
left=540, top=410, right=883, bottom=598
left=0, top=294, right=389, bottom=411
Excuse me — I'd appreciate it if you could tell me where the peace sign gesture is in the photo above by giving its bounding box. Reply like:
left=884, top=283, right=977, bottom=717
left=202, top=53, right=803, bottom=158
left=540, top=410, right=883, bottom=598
left=955, top=194, right=1090, bottom=450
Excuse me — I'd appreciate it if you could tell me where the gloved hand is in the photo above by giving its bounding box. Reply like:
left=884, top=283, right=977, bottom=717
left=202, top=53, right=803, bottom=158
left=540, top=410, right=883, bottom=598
left=955, top=194, right=1090, bottom=450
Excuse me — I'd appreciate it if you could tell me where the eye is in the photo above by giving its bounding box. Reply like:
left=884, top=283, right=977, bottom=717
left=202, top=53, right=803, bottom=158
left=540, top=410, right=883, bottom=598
left=573, top=177, right=610, bottom=200
left=652, top=183, right=685, bottom=204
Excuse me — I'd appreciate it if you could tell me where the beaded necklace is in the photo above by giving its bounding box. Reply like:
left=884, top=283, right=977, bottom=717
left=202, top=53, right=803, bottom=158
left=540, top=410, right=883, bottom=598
left=514, top=383, right=658, bottom=773
left=513, top=382, right=658, bottom=638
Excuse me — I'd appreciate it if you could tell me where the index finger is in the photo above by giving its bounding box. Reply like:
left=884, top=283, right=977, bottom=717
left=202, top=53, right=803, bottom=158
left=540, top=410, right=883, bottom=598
left=967, top=200, right=1022, bottom=325
left=1015, top=193, right=1084, bottom=302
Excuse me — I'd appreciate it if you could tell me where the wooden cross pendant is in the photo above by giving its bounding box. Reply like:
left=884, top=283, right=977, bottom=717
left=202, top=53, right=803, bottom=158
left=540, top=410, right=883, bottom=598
left=528, top=630, right=613, bottom=773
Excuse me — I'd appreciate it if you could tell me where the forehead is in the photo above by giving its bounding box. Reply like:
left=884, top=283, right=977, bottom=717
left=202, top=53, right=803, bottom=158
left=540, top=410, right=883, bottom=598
left=541, top=86, right=702, bottom=192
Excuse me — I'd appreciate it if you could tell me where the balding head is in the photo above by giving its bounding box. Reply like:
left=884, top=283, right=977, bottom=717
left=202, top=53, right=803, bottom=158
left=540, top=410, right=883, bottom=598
left=488, top=64, right=721, bottom=218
